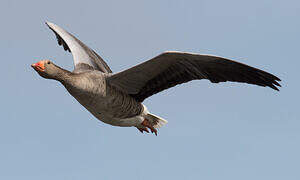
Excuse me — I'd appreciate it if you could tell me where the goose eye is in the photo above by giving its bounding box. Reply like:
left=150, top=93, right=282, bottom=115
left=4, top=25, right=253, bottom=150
left=47, top=61, right=51, bottom=64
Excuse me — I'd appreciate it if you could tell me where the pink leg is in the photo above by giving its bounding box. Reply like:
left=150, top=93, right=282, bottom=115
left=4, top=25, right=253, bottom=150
left=137, top=126, right=149, bottom=134
left=141, top=119, right=158, bottom=136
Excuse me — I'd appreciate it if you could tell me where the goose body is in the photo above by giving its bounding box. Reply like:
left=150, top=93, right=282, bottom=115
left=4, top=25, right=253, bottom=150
left=62, top=70, right=145, bottom=127
left=31, top=22, right=281, bottom=135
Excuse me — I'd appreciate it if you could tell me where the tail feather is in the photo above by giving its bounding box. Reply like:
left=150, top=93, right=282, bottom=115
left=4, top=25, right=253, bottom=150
left=146, top=113, right=168, bottom=129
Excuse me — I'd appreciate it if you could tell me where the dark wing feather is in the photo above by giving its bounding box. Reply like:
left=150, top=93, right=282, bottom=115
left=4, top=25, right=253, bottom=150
left=107, top=52, right=281, bottom=102
left=50, top=29, right=71, bottom=52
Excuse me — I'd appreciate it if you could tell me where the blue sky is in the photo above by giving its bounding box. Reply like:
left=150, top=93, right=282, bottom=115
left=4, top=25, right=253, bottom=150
left=0, top=0, right=299, bottom=179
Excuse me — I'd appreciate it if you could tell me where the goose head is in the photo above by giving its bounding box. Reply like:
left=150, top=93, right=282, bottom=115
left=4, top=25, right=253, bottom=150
left=31, top=60, right=62, bottom=80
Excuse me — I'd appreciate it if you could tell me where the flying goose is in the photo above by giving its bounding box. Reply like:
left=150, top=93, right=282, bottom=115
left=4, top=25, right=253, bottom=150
left=31, top=22, right=281, bottom=135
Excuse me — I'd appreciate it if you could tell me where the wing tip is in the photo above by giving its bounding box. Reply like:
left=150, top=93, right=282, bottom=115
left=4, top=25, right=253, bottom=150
left=271, top=85, right=280, bottom=91
left=45, top=21, right=50, bottom=27
left=45, top=21, right=53, bottom=25
left=269, top=79, right=281, bottom=91
left=45, top=21, right=57, bottom=30
left=270, top=74, right=282, bottom=91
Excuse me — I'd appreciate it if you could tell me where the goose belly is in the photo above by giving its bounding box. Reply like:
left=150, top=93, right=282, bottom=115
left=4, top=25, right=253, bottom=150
left=92, top=111, right=144, bottom=127
left=75, top=93, right=144, bottom=127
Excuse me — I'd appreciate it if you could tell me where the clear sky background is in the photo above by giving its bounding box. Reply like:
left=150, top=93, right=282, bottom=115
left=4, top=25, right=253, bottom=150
left=0, top=0, right=299, bottom=179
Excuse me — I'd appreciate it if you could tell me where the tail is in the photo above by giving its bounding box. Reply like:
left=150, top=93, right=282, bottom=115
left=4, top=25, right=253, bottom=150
left=145, top=113, right=168, bottom=129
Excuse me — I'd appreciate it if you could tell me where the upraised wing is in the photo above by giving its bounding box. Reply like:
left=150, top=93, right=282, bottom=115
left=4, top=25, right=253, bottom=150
left=46, top=21, right=112, bottom=73
left=107, top=52, right=281, bottom=102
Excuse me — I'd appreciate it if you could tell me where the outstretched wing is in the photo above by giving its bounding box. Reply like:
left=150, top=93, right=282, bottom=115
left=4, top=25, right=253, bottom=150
left=107, top=52, right=281, bottom=102
left=46, top=21, right=112, bottom=73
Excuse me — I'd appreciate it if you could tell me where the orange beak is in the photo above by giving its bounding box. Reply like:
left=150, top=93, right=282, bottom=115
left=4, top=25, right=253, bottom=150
left=31, top=61, right=45, bottom=71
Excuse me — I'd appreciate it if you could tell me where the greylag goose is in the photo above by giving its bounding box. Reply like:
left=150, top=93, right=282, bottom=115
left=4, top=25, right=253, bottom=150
left=31, top=22, right=281, bottom=135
